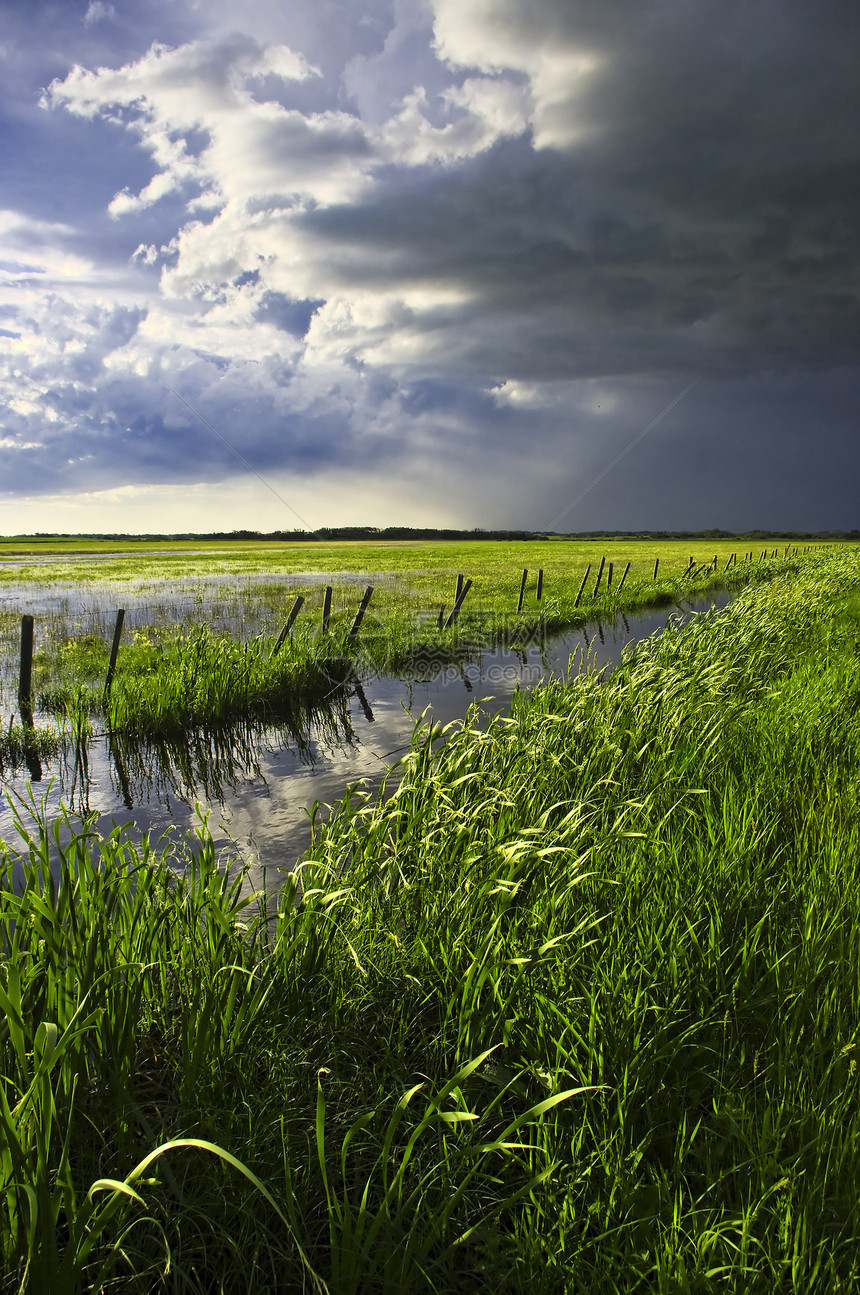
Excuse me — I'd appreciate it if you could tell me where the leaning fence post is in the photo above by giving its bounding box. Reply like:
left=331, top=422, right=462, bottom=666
left=607, top=561, right=614, bottom=589
left=19, top=614, right=34, bottom=726
left=322, top=586, right=333, bottom=632
left=517, top=568, right=528, bottom=613
left=444, top=579, right=472, bottom=630
left=104, top=609, right=125, bottom=699
left=536, top=569, right=543, bottom=602
left=349, top=586, right=374, bottom=638
left=272, top=595, right=305, bottom=656
left=573, top=564, right=591, bottom=608
left=456, top=573, right=464, bottom=602
left=653, top=557, right=659, bottom=580
left=593, top=556, right=606, bottom=597
left=617, top=561, right=631, bottom=593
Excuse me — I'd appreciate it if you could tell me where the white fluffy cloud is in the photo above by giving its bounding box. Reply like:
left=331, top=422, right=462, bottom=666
left=432, top=0, right=603, bottom=147
left=13, top=22, right=538, bottom=449
left=46, top=32, right=529, bottom=218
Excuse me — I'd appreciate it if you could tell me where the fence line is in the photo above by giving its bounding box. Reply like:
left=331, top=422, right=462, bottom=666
left=10, top=549, right=814, bottom=705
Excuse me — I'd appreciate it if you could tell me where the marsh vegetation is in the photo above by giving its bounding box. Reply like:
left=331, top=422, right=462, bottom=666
left=0, top=538, right=815, bottom=762
left=2, top=548, right=859, bottom=1290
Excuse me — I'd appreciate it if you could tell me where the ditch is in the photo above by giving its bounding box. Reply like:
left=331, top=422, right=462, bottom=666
left=0, top=591, right=731, bottom=883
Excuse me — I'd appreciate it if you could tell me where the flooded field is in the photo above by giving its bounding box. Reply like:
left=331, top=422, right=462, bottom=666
left=0, top=591, right=730, bottom=884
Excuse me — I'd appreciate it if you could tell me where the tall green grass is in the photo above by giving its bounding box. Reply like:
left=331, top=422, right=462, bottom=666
left=3, top=550, right=860, bottom=1290
left=33, top=625, right=353, bottom=742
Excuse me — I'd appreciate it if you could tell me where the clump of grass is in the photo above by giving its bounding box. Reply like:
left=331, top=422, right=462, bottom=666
left=0, top=723, right=64, bottom=777
left=35, top=625, right=353, bottom=741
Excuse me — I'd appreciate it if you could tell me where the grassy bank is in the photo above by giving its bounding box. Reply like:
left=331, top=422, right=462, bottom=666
left=3, top=550, right=860, bottom=1291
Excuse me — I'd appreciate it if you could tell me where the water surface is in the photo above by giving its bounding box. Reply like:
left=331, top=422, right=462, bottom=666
left=0, top=593, right=730, bottom=883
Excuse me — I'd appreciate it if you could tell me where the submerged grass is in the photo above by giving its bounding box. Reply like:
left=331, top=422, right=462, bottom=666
left=2, top=549, right=860, bottom=1290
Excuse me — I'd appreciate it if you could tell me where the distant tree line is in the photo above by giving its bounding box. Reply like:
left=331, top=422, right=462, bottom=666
left=8, top=527, right=860, bottom=543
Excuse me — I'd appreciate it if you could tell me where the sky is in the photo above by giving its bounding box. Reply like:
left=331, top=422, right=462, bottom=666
left=1, top=0, right=858, bottom=534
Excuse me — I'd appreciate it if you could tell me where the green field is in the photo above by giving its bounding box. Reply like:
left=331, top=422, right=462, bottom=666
left=0, top=534, right=833, bottom=591
left=0, top=537, right=829, bottom=751
left=3, top=547, right=860, bottom=1291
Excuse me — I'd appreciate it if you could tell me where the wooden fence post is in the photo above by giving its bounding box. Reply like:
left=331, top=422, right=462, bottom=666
left=272, top=595, right=305, bottom=656
left=104, top=609, right=125, bottom=699
left=517, top=568, right=528, bottom=613
left=607, top=561, right=614, bottom=589
left=617, top=561, right=631, bottom=593
left=349, top=586, right=374, bottom=638
left=653, top=557, right=659, bottom=580
left=18, top=614, right=34, bottom=726
left=593, top=556, right=606, bottom=597
left=456, top=573, right=464, bottom=602
left=444, top=579, right=473, bottom=630
left=573, top=564, right=591, bottom=608
left=536, top=569, right=543, bottom=602
left=437, top=605, right=446, bottom=630
left=353, top=678, right=375, bottom=724
left=109, top=730, right=133, bottom=810
left=322, top=586, right=333, bottom=632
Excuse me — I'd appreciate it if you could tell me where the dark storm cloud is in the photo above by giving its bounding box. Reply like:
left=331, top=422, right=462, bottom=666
left=292, top=0, right=860, bottom=380
left=0, top=355, right=409, bottom=496
left=568, top=369, right=860, bottom=533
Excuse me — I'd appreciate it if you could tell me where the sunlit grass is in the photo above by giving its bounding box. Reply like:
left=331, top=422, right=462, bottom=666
left=0, top=533, right=832, bottom=591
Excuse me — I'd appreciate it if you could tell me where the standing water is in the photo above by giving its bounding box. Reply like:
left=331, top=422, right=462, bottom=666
left=0, top=593, right=730, bottom=885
